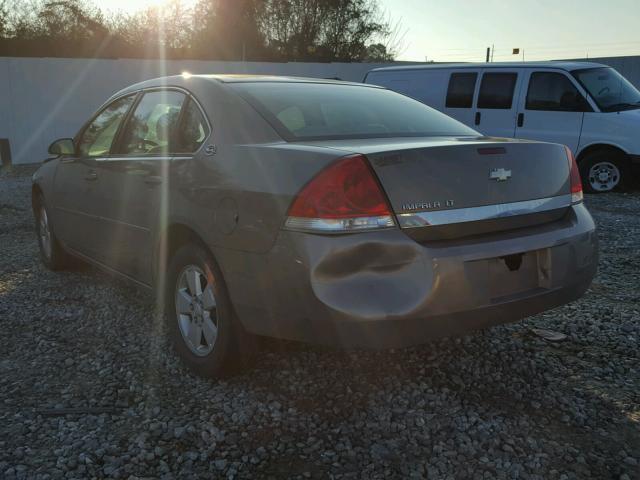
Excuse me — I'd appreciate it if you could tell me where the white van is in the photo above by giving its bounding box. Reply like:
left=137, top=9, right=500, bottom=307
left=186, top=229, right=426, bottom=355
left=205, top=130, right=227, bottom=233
left=364, top=62, right=640, bottom=193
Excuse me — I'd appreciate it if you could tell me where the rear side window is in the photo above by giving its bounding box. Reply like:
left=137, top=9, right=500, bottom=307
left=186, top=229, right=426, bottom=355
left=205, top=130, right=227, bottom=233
left=526, top=72, right=585, bottom=111
left=446, top=72, right=477, bottom=108
left=118, top=90, right=186, bottom=155
left=478, top=73, right=517, bottom=109
left=231, top=82, right=478, bottom=141
left=174, top=98, right=210, bottom=153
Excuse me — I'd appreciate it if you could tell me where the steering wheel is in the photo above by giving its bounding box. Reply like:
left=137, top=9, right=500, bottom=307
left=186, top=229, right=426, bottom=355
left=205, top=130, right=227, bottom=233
left=597, top=86, right=610, bottom=96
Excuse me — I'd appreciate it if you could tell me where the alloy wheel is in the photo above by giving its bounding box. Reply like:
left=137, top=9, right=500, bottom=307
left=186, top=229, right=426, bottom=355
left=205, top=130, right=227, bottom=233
left=175, top=265, right=218, bottom=356
left=39, top=206, right=52, bottom=260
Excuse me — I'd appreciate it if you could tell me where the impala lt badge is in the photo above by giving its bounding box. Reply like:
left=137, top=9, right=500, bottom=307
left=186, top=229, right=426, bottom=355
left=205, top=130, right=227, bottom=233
left=402, top=199, right=454, bottom=211
left=490, top=167, right=512, bottom=181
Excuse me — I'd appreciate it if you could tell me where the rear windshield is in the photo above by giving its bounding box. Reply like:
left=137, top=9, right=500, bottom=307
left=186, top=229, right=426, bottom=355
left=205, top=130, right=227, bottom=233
left=230, top=82, right=478, bottom=141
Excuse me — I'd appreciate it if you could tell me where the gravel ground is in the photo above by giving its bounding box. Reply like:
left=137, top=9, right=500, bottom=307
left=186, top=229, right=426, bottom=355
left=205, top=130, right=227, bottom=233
left=1, top=166, right=639, bottom=480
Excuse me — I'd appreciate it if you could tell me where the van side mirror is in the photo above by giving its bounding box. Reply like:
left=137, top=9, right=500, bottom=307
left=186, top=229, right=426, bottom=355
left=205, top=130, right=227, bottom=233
left=48, top=138, right=75, bottom=156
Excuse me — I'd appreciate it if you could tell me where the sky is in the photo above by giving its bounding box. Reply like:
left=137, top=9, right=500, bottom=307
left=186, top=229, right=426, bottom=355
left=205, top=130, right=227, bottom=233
left=101, top=0, right=640, bottom=62
left=384, top=0, right=640, bottom=62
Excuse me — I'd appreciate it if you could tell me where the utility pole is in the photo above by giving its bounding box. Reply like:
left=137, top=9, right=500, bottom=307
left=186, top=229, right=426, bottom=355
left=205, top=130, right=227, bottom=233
left=486, top=47, right=490, bottom=63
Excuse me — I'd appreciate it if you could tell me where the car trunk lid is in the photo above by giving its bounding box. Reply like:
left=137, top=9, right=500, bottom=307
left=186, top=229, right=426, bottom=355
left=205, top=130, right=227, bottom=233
left=301, top=137, right=572, bottom=240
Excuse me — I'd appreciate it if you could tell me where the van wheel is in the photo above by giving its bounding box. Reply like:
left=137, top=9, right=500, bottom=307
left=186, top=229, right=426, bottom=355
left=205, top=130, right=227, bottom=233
left=35, top=195, right=72, bottom=270
left=165, top=243, right=250, bottom=378
left=580, top=150, right=629, bottom=193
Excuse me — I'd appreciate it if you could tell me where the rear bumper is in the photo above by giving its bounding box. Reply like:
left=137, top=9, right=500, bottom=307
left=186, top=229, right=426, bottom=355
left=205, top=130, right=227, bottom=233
left=288, top=278, right=592, bottom=349
left=224, top=203, right=598, bottom=349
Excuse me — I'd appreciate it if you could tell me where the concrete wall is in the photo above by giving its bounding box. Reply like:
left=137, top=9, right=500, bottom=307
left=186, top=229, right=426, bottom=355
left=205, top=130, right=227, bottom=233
left=2, top=55, right=640, bottom=165
left=0, top=57, right=404, bottom=165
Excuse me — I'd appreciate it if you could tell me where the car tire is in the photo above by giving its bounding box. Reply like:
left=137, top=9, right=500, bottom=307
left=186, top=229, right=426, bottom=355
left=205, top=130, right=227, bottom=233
left=34, top=195, right=72, bottom=271
left=165, top=243, right=251, bottom=378
left=579, top=149, right=629, bottom=193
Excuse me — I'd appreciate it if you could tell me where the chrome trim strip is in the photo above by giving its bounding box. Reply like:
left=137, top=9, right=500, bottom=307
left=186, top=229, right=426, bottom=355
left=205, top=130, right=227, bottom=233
left=284, top=215, right=395, bottom=233
left=94, top=156, right=192, bottom=162
left=397, top=194, right=572, bottom=228
left=95, top=156, right=172, bottom=162
left=65, top=246, right=152, bottom=291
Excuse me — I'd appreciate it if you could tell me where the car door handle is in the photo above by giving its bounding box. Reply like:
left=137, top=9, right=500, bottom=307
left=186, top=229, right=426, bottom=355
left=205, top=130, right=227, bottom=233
left=85, top=171, right=98, bottom=181
left=144, top=175, right=163, bottom=185
left=474, top=112, right=481, bottom=126
left=517, top=113, right=524, bottom=127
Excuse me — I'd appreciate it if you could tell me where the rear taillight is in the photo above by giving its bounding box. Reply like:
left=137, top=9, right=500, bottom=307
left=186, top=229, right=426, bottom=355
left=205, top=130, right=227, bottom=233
left=565, top=146, right=583, bottom=204
left=284, top=154, right=395, bottom=232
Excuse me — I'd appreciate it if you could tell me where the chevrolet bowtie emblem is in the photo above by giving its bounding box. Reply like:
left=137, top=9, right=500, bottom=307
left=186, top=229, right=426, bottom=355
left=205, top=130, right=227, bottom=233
left=490, top=167, right=512, bottom=181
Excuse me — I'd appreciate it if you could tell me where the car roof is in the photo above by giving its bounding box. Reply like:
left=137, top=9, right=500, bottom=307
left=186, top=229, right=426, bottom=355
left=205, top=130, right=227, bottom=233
left=199, top=74, right=372, bottom=85
left=117, top=74, right=380, bottom=94
left=367, top=61, right=608, bottom=74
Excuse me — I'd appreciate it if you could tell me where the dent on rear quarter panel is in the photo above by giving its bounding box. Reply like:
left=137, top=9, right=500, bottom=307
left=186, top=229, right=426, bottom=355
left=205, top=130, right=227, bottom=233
left=287, top=230, right=433, bottom=320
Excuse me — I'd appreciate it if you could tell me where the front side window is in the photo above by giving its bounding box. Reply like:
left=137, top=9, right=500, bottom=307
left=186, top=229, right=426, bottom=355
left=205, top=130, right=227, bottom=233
left=526, top=72, right=587, bottom=111
left=477, top=73, right=517, bottom=109
left=119, top=90, right=186, bottom=155
left=572, top=67, right=640, bottom=112
left=78, top=95, right=134, bottom=157
left=446, top=72, right=477, bottom=108
left=231, top=82, right=478, bottom=141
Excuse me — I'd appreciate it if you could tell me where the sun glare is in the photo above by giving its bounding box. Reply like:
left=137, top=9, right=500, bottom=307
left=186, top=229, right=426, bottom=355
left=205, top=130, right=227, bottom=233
left=102, top=0, right=197, bottom=14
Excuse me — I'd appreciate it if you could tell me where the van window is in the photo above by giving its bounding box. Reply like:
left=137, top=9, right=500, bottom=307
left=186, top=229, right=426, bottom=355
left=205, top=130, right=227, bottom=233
left=478, top=73, right=517, bottom=109
left=526, top=72, right=585, bottom=111
left=446, top=73, right=477, bottom=108
left=573, top=67, right=640, bottom=112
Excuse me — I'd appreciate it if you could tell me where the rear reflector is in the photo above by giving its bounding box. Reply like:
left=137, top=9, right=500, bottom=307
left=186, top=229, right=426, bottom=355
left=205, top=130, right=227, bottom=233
left=284, top=154, right=395, bottom=232
left=565, top=146, right=583, bottom=203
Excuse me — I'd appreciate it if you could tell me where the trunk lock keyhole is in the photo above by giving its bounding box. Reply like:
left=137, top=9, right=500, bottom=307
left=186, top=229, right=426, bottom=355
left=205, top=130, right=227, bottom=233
left=501, top=253, right=523, bottom=272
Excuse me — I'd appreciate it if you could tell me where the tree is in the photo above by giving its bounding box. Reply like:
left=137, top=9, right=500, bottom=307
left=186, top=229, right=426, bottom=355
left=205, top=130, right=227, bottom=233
left=364, top=43, right=393, bottom=61
left=257, top=0, right=392, bottom=61
left=192, top=0, right=266, bottom=60
left=0, top=1, right=8, bottom=37
left=0, top=0, right=401, bottom=61
left=110, top=0, right=194, bottom=51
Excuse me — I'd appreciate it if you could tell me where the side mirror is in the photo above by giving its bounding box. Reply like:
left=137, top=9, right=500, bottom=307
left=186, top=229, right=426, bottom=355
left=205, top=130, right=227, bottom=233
left=48, top=138, right=75, bottom=156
